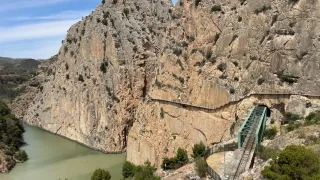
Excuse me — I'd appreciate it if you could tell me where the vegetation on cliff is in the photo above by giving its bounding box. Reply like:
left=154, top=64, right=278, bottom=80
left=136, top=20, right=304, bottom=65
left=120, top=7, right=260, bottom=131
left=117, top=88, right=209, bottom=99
left=161, top=148, right=189, bottom=170
left=262, top=145, right=320, bottom=180
left=0, top=100, right=27, bottom=171
left=122, top=161, right=160, bottom=180
left=91, top=169, right=111, bottom=180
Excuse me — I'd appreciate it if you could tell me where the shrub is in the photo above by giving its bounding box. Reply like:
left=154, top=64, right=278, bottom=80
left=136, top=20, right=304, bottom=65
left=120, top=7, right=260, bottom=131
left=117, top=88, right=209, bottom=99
left=78, top=75, right=84, bottom=82
left=160, top=108, right=164, bottom=119
left=229, top=88, right=235, bottom=94
left=289, top=0, right=299, bottom=3
left=257, top=78, right=265, bottom=85
left=270, top=119, right=275, bottom=124
left=263, top=127, right=277, bottom=139
left=262, top=145, right=320, bottom=180
left=173, top=48, right=182, bottom=56
left=254, top=5, right=271, bottom=15
left=305, top=111, right=320, bottom=125
left=100, top=62, right=107, bottom=73
left=188, top=36, right=195, bottom=42
left=123, top=8, right=129, bottom=16
left=211, top=5, right=222, bottom=12
left=15, top=150, right=28, bottom=161
left=217, top=63, right=227, bottom=71
left=176, top=148, right=189, bottom=165
left=122, top=161, right=135, bottom=178
left=277, top=71, right=299, bottom=84
left=194, top=157, right=207, bottom=178
left=195, top=0, right=201, bottom=7
left=135, top=161, right=160, bottom=180
left=234, top=77, right=239, bottom=81
left=192, top=141, right=206, bottom=158
left=91, top=169, right=111, bottom=180
left=66, top=74, right=70, bottom=80
left=102, top=19, right=108, bottom=26
left=286, top=122, right=300, bottom=132
left=161, top=157, right=178, bottom=170
left=206, top=50, right=212, bottom=59
left=256, top=145, right=280, bottom=161
left=161, top=148, right=189, bottom=170
left=284, top=112, right=300, bottom=123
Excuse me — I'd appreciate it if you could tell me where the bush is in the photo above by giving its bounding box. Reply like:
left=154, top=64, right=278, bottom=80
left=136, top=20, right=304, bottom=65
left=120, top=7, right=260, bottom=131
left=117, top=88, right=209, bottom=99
left=122, top=161, right=135, bottom=178
left=100, top=62, right=107, bottom=73
left=305, top=111, right=320, bottom=125
left=192, top=141, right=206, bottom=158
left=277, top=72, right=299, bottom=84
left=229, top=88, right=235, bottom=94
left=286, top=122, right=300, bottom=132
left=161, top=148, right=189, bottom=170
left=211, top=5, right=222, bottom=12
left=188, top=36, right=195, bottom=42
left=194, top=157, right=207, bottom=178
left=195, top=0, right=201, bottom=7
left=173, top=48, right=182, bottom=56
left=270, top=119, right=275, bottom=124
left=284, top=112, right=300, bottom=124
left=263, top=127, right=277, bottom=139
left=160, top=108, right=164, bottom=119
left=123, top=8, right=130, bottom=17
left=161, top=157, right=178, bottom=170
left=256, top=145, right=280, bottom=161
left=15, top=150, right=28, bottom=161
left=135, top=161, right=160, bottom=180
left=217, top=63, right=227, bottom=71
left=257, top=78, right=265, bottom=85
left=78, top=75, right=84, bottom=82
left=91, top=169, right=111, bottom=180
left=234, top=77, right=239, bottom=81
left=262, top=145, right=320, bottom=180
left=289, top=0, right=299, bottom=3
left=176, top=148, right=188, bottom=164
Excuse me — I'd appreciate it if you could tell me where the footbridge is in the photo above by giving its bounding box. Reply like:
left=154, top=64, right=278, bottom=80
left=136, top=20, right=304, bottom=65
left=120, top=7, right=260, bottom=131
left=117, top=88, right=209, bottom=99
left=205, top=106, right=269, bottom=180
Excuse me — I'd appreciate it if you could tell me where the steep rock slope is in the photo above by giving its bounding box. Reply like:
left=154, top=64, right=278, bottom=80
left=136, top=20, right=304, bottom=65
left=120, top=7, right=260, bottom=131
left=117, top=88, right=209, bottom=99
left=127, top=0, right=320, bottom=165
left=19, top=0, right=320, bottom=166
left=22, top=0, right=172, bottom=152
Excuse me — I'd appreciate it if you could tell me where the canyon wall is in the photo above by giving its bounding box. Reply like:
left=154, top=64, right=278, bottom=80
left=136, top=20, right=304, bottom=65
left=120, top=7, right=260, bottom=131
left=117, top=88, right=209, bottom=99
left=13, top=0, right=320, bottom=166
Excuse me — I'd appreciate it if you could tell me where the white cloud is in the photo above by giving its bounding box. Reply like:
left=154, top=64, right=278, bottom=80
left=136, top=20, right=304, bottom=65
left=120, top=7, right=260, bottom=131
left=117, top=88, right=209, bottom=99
left=0, top=0, right=73, bottom=12
left=0, top=38, right=63, bottom=59
left=6, top=10, right=92, bottom=21
left=0, top=19, right=80, bottom=42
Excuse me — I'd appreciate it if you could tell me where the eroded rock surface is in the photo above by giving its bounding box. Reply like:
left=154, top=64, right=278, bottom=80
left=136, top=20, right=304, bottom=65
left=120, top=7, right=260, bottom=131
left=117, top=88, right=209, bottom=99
left=14, top=0, right=320, bottom=166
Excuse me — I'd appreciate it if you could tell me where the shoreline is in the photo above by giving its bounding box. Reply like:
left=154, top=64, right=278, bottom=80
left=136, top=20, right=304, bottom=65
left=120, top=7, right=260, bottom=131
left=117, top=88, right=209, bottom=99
left=22, top=122, right=126, bottom=155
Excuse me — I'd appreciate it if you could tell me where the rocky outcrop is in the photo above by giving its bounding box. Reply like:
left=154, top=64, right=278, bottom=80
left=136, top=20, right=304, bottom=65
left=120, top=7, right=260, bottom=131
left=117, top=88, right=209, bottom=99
left=15, top=0, right=320, bottom=166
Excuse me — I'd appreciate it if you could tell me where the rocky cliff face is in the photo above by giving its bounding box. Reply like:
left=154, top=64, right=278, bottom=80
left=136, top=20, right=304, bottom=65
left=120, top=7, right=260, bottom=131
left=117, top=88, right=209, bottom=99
left=17, top=0, right=320, bottom=166
left=128, top=0, right=320, bottom=166
left=21, top=0, right=172, bottom=152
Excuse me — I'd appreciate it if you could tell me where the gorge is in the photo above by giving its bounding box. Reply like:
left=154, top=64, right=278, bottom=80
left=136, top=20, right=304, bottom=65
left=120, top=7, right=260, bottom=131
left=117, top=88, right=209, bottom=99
left=9, top=0, right=320, bottom=171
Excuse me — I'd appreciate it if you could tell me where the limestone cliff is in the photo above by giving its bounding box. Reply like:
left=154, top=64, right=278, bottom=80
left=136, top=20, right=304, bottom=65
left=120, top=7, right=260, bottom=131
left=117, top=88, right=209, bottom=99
left=128, top=0, right=320, bottom=166
left=20, top=0, right=172, bottom=152
left=15, top=0, right=320, bottom=166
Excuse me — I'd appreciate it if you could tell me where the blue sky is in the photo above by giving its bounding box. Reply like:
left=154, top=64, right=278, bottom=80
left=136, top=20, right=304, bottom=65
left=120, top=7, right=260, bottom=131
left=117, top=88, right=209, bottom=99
left=0, top=0, right=177, bottom=59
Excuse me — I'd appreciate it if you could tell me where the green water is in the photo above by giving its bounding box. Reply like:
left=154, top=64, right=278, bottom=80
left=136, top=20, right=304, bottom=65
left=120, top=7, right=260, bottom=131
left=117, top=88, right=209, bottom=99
left=0, top=125, right=125, bottom=180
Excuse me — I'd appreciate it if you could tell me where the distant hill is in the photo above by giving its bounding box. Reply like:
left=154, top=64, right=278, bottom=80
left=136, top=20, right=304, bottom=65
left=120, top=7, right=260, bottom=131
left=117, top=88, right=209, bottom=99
left=0, top=57, right=41, bottom=75
left=0, top=57, right=41, bottom=102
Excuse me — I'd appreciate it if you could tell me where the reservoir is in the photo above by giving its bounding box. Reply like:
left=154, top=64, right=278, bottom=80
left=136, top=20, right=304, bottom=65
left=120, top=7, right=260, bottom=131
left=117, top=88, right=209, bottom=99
left=0, top=125, right=125, bottom=180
